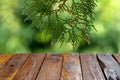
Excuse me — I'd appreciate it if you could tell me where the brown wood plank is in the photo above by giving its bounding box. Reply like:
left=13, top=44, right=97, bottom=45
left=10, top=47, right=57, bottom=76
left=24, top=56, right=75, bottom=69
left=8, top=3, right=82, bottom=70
left=113, top=54, right=120, bottom=65
left=0, top=54, right=30, bottom=80
left=0, top=54, right=13, bottom=69
left=81, top=54, right=105, bottom=80
left=13, top=54, right=46, bottom=80
left=61, top=54, right=82, bottom=80
left=97, top=54, right=120, bottom=80
left=36, top=54, right=63, bottom=80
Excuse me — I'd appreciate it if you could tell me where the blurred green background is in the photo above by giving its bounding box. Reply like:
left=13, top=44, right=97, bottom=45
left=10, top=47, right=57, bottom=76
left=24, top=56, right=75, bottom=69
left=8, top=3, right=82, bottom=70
left=0, top=0, right=120, bottom=54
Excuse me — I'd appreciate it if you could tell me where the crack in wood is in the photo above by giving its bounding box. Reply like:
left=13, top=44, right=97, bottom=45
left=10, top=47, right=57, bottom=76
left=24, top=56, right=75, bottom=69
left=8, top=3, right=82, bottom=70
left=98, top=59, right=106, bottom=69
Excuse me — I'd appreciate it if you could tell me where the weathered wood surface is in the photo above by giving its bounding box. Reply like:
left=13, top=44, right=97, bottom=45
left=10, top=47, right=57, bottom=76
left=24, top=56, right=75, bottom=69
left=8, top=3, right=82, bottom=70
left=98, top=54, right=120, bottom=80
left=0, top=54, right=29, bottom=80
left=0, top=54, right=13, bottom=69
left=113, top=54, right=120, bottom=65
left=0, top=54, right=120, bottom=80
left=36, top=54, right=63, bottom=80
left=61, top=54, right=82, bottom=80
left=13, top=54, right=46, bottom=80
left=81, top=54, right=105, bottom=80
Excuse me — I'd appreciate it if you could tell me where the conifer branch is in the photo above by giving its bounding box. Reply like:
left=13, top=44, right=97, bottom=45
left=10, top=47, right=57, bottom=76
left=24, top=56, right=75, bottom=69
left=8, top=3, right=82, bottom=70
left=23, top=0, right=97, bottom=47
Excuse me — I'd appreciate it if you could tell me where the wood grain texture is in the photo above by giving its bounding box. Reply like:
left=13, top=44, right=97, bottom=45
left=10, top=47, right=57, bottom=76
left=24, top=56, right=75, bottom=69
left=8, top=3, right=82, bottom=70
left=0, top=54, right=29, bottom=80
left=0, top=54, right=13, bottom=69
left=0, top=54, right=120, bottom=80
left=81, top=54, right=105, bottom=80
left=36, top=54, right=63, bottom=80
left=113, top=54, right=120, bottom=65
left=98, top=54, right=120, bottom=80
left=13, top=54, right=46, bottom=80
left=61, top=54, right=82, bottom=80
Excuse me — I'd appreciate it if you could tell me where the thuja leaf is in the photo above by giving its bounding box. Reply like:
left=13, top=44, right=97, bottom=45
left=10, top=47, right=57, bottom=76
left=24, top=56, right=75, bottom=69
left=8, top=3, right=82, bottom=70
left=23, top=0, right=97, bottom=47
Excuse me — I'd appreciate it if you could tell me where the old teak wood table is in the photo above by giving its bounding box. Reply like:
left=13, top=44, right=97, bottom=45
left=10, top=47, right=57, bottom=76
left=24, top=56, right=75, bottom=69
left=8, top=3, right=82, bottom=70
left=0, top=54, right=120, bottom=80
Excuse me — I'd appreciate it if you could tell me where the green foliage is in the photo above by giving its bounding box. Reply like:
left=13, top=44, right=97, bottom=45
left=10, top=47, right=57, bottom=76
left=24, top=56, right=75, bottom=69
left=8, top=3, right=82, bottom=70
left=23, top=0, right=97, bottom=47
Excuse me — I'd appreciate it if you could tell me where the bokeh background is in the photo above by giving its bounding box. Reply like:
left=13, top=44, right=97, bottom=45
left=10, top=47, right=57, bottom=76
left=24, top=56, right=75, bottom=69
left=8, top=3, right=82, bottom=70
left=0, top=0, right=120, bottom=53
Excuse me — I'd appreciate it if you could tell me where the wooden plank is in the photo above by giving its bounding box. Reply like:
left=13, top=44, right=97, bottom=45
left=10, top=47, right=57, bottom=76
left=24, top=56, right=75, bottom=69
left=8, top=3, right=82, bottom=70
left=0, top=54, right=13, bottom=64
left=0, top=54, right=13, bottom=69
left=13, top=54, right=46, bottom=80
left=113, top=54, right=120, bottom=65
left=0, top=54, right=29, bottom=80
left=36, top=54, right=63, bottom=80
left=81, top=54, right=105, bottom=80
left=61, top=54, right=82, bottom=80
left=97, top=54, right=120, bottom=80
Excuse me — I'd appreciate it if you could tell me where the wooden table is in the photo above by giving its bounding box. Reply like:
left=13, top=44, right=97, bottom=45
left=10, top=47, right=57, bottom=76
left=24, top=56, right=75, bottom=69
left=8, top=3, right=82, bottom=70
left=0, top=54, right=120, bottom=80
